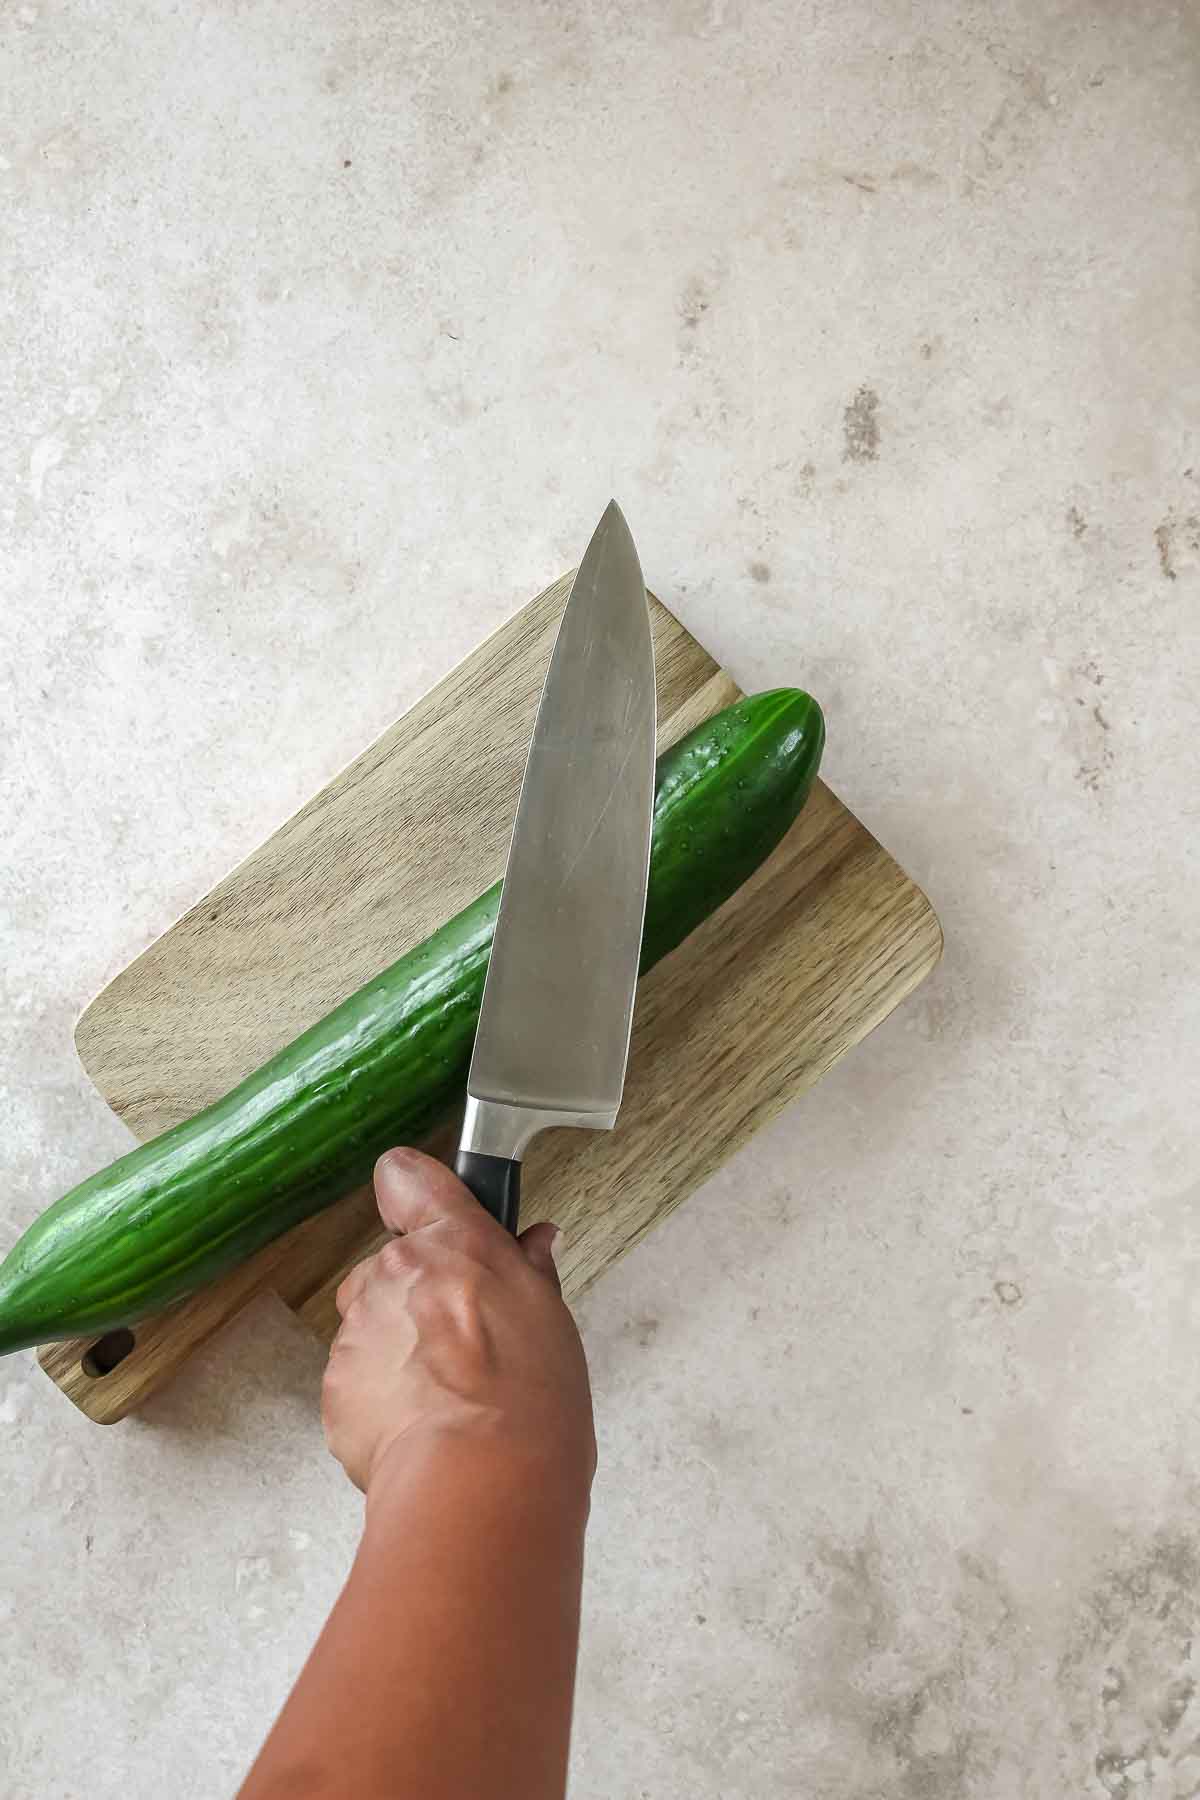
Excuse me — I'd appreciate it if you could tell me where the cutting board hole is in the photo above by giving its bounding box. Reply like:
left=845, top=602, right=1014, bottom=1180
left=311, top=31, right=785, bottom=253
left=82, top=1328, right=136, bottom=1377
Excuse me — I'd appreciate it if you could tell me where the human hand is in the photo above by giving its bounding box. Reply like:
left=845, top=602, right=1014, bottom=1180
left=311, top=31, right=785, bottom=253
left=322, top=1148, right=596, bottom=1499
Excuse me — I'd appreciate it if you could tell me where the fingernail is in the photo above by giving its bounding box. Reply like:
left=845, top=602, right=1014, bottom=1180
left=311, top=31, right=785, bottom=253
left=549, top=1227, right=564, bottom=1268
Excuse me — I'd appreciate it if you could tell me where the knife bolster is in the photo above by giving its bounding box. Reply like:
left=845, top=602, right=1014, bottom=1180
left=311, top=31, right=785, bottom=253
left=459, top=1094, right=618, bottom=1162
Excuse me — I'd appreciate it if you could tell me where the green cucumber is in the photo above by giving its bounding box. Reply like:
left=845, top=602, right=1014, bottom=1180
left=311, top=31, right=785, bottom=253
left=0, top=689, right=823, bottom=1354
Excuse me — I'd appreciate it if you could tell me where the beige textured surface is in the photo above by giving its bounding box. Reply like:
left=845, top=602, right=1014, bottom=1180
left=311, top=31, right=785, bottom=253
left=2, top=0, right=1198, bottom=1794
left=42, top=581, right=938, bottom=1422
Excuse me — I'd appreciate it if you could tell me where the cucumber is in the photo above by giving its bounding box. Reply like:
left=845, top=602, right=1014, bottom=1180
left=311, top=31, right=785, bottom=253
left=0, top=689, right=823, bottom=1354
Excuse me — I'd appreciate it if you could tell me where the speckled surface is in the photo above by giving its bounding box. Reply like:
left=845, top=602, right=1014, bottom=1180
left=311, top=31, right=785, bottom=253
left=2, top=1, right=1199, bottom=1794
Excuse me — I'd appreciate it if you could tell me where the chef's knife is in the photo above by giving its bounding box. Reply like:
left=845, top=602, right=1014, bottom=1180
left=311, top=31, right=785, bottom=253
left=454, top=501, right=657, bottom=1232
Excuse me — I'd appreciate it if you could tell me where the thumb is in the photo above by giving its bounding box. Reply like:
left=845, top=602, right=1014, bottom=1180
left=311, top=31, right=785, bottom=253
left=373, top=1147, right=497, bottom=1236
left=518, top=1221, right=563, bottom=1293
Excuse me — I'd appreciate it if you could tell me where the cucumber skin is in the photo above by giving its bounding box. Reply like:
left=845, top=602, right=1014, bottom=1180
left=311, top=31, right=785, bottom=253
left=0, top=689, right=823, bottom=1353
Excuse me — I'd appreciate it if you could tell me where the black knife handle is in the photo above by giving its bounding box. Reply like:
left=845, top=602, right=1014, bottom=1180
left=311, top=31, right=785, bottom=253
left=454, top=1151, right=521, bottom=1234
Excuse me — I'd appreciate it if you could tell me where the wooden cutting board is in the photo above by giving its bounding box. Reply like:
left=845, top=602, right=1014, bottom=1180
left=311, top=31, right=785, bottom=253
left=38, top=577, right=942, bottom=1422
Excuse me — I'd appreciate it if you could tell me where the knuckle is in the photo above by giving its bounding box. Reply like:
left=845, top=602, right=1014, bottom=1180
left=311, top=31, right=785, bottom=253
left=449, top=1216, right=498, bottom=1258
left=379, top=1236, right=411, bottom=1277
left=407, top=1269, right=448, bottom=1325
left=407, top=1259, right=487, bottom=1331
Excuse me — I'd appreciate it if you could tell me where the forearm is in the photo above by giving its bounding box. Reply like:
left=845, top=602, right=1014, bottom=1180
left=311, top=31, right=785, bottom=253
left=238, top=1428, right=589, bottom=1800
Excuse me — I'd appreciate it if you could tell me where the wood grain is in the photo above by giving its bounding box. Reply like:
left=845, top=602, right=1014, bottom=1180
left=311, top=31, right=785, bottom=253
left=40, top=579, right=941, bottom=1421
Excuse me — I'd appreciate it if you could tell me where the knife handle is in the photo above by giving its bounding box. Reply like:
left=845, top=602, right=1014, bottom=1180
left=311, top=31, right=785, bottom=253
left=454, top=1151, right=521, bottom=1234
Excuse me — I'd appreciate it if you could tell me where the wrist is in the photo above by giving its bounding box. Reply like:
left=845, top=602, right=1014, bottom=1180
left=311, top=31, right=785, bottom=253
left=364, top=1417, right=593, bottom=1536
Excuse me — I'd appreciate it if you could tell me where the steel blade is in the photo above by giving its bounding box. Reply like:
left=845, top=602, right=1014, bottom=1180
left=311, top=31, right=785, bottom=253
left=467, top=501, right=656, bottom=1121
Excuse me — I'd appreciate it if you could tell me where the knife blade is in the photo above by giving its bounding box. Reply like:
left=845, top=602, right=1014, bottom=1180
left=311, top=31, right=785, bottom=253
left=453, top=501, right=657, bottom=1232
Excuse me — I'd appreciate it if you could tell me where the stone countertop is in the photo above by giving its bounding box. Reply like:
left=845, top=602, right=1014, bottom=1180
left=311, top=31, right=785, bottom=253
left=2, top=2, right=1198, bottom=1794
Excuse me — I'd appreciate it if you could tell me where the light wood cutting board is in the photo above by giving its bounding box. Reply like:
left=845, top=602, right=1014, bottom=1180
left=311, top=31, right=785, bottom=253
left=38, top=577, right=942, bottom=1422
